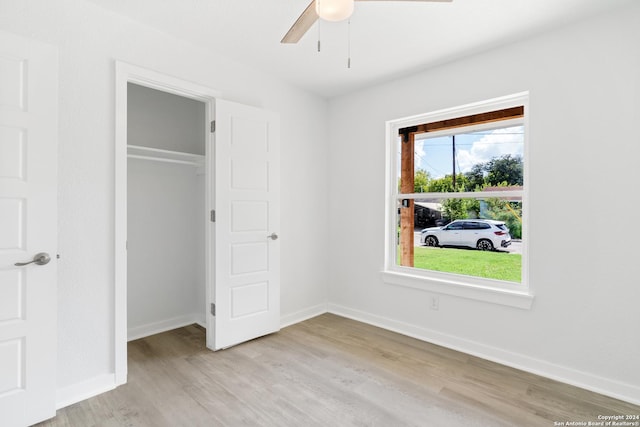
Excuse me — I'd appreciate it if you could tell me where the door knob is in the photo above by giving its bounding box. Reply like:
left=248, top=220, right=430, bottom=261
left=267, top=233, right=279, bottom=240
left=14, top=252, right=51, bottom=267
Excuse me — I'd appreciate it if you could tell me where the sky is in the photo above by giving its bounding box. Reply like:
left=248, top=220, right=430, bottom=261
left=413, top=125, right=524, bottom=179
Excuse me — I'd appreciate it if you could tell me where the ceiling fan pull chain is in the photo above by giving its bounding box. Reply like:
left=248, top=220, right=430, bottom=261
left=317, top=0, right=322, bottom=52
left=347, top=18, right=351, bottom=68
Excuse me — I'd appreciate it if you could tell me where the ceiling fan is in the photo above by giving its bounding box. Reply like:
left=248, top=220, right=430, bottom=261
left=281, top=0, right=453, bottom=44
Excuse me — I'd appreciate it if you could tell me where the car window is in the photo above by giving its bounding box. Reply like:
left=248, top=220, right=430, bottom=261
left=446, top=222, right=463, bottom=230
left=462, top=222, right=478, bottom=230
left=496, top=224, right=507, bottom=230
left=477, top=222, right=491, bottom=230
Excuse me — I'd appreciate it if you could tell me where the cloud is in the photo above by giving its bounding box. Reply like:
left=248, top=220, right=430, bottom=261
left=457, top=126, right=524, bottom=173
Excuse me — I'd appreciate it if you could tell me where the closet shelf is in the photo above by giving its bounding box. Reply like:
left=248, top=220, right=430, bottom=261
left=127, top=145, right=205, bottom=167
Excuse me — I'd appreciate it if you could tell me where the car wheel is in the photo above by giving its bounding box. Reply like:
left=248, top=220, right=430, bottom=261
left=425, top=236, right=439, bottom=247
left=476, top=239, right=494, bottom=251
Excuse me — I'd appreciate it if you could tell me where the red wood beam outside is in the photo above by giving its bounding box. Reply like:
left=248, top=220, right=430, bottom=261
left=400, top=106, right=524, bottom=136
left=400, top=131, right=414, bottom=267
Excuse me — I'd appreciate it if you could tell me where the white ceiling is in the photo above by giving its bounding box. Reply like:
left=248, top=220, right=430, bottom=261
left=86, top=0, right=633, bottom=98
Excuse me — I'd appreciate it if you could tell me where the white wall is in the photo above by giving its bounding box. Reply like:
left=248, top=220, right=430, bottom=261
left=0, top=0, right=329, bottom=403
left=327, top=2, right=640, bottom=404
left=127, top=83, right=206, bottom=155
left=127, top=159, right=203, bottom=338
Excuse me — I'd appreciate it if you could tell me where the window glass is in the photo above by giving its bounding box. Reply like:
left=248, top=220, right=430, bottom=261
left=397, top=126, right=524, bottom=194
left=394, top=122, right=524, bottom=285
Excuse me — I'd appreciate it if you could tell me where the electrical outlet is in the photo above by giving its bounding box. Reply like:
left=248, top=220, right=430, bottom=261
left=431, top=295, right=439, bottom=311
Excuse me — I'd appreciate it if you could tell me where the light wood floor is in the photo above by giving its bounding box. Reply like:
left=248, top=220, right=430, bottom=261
left=37, top=314, right=639, bottom=426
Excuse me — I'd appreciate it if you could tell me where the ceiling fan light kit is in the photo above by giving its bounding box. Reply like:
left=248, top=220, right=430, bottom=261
left=316, top=0, right=355, bottom=22
left=282, top=0, right=452, bottom=44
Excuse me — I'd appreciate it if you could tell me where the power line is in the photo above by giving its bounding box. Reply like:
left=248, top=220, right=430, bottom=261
left=415, top=141, right=523, bottom=149
left=414, top=150, right=448, bottom=177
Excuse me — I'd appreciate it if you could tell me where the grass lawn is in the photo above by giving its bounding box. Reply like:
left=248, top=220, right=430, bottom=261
left=409, top=246, right=522, bottom=282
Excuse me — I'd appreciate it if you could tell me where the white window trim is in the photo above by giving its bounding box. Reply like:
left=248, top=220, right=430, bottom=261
left=383, top=92, right=533, bottom=309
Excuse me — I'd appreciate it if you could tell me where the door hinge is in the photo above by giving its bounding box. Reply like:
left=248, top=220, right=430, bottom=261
left=210, top=210, right=215, bottom=222
left=210, top=120, right=215, bottom=133
left=210, top=303, right=216, bottom=316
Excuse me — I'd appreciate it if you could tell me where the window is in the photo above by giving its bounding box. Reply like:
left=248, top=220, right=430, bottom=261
left=384, top=93, right=532, bottom=308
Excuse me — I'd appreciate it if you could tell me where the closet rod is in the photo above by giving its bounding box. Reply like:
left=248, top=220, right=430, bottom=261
left=127, top=154, right=202, bottom=167
left=127, top=144, right=204, bottom=167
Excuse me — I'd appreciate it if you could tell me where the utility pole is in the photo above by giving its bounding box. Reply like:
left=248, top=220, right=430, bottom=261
left=452, top=135, right=456, bottom=189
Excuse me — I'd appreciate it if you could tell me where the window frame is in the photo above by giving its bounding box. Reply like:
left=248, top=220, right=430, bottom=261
left=383, top=92, right=533, bottom=309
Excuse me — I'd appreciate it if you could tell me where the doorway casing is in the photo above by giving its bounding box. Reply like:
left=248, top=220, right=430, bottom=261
left=114, top=62, right=220, bottom=385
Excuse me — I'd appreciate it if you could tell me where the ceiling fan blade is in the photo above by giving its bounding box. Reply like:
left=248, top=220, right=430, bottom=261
left=281, top=0, right=319, bottom=44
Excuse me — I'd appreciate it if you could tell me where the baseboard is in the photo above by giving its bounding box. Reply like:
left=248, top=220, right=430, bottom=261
left=280, top=303, right=328, bottom=328
left=194, top=311, right=206, bottom=329
left=327, top=303, right=640, bottom=406
left=56, top=373, right=117, bottom=410
left=128, top=313, right=202, bottom=341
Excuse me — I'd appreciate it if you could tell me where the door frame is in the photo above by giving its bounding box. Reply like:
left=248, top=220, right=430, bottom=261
left=114, top=62, right=219, bottom=385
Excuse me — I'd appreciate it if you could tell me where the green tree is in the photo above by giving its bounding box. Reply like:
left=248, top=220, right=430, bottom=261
left=414, top=169, right=430, bottom=193
left=485, top=154, right=523, bottom=186
left=464, top=163, right=486, bottom=191
left=427, top=173, right=468, bottom=193
left=427, top=175, right=454, bottom=193
left=483, top=196, right=522, bottom=239
left=442, top=198, right=480, bottom=220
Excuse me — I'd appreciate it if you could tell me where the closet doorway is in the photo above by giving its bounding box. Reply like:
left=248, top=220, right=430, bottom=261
left=114, top=62, right=282, bottom=387
left=114, top=64, right=218, bottom=385
left=126, top=83, right=207, bottom=340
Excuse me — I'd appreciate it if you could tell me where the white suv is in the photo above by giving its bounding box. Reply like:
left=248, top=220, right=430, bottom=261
left=420, top=219, right=511, bottom=251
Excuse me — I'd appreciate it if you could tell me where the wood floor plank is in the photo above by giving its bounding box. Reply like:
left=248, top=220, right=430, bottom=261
left=36, top=314, right=639, bottom=426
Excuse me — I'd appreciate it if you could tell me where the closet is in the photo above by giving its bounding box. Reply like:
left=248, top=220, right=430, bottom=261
left=126, top=83, right=207, bottom=340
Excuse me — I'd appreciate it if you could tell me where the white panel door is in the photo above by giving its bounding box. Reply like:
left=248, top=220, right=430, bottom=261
left=211, top=100, right=280, bottom=350
left=0, top=32, right=58, bottom=426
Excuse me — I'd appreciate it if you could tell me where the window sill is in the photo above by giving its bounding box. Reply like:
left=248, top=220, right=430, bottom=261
left=381, top=270, right=534, bottom=309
